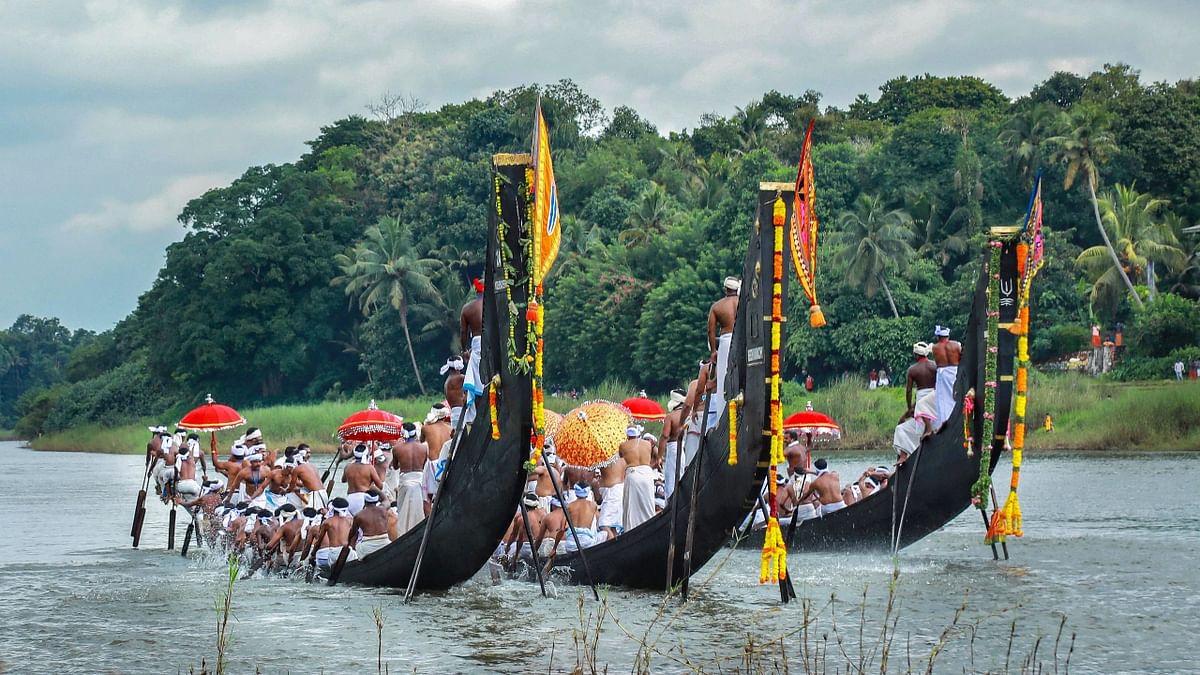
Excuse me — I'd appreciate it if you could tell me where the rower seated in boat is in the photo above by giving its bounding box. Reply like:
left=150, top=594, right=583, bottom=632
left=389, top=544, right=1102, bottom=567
left=797, top=458, right=845, bottom=515
left=351, top=490, right=396, bottom=559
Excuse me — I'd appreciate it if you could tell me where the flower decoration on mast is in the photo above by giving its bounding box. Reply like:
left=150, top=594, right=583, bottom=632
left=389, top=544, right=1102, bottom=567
left=789, top=119, right=826, bottom=329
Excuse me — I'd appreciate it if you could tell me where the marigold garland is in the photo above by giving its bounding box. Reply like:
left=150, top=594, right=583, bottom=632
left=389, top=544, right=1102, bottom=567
left=761, top=195, right=788, bottom=585
left=727, top=397, right=739, bottom=465
left=971, top=241, right=1002, bottom=512
left=489, top=375, right=501, bottom=440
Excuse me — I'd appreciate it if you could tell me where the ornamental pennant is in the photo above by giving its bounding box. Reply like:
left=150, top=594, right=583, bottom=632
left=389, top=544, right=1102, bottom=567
left=789, top=119, right=826, bottom=328
left=531, top=98, right=561, bottom=287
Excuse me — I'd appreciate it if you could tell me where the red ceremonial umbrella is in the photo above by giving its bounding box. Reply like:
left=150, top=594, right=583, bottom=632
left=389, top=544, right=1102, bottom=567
left=783, top=407, right=841, bottom=441
left=621, top=391, right=665, bottom=422
left=337, top=400, right=404, bottom=443
left=178, top=394, right=247, bottom=455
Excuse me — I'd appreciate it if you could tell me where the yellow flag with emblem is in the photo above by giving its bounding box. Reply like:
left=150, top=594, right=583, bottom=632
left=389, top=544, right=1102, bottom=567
left=531, top=99, right=561, bottom=287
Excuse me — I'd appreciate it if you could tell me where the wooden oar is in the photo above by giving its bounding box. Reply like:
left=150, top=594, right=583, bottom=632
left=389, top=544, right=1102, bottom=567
left=167, top=467, right=178, bottom=550
left=543, top=455, right=598, bottom=601
left=403, top=396, right=471, bottom=602
left=664, top=386, right=710, bottom=593
left=180, top=506, right=204, bottom=557
left=679, top=382, right=715, bottom=602
left=131, top=455, right=153, bottom=542
left=517, top=499, right=548, bottom=597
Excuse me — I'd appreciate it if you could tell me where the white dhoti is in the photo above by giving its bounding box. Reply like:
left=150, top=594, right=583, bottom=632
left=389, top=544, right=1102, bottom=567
left=355, top=533, right=391, bottom=559
left=450, top=405, right=475, bottom=430
left=563, top=527, right=607, bottom=552
left=622, top=465, right=656, bottom=531
left=393, top=471, right=425, bottom=536
left=302, top=488, right=329, bottom=510
left=662, top=440, right=682, bottom=499
left=820, top=501, right=847, bottom=516
left=346, top=491, right=368, bottom=515
left=463, top=334, right=483, bottom=402
left=935, top=365, right=958, bottom=428
left=894, top=388, right=936, bottom=456
left=175, top=479, right=201, bottom=500
left=252, top=490, right=286, bottom=511
left=713, top=332, right=732, bottom=416
left=422, top=459, right=440, bottom=499
left=597, top=484, right=624, bottom=532
left=315, top=545, right=357, bottom=569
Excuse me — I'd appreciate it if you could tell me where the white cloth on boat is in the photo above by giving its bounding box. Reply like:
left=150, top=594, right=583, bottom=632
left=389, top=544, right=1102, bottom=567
left=355, top=533, right=391, bottom=559
left=450, top=404, right=475, bottom=431
left=463, top=334, right=484, bottom=402
left=662, top=440, right=684, bottom=499
left=622, top=465, right=656, bottom=531
left=935, top=365, right=958, bottom=428
left=315, top=545, right=357, bottom=569
left=820, top=500, right=846, bottom=516
left=894, top=387, right=936, bottom=457
left=345, top=491, right=368, bottom=516
left=175, top=478, right=201, bottom=500
left=597, top=483, right=624, bottom=532
left=563, top=526, right=608, bottom=552
left=393, top=470, right=425, bottom=536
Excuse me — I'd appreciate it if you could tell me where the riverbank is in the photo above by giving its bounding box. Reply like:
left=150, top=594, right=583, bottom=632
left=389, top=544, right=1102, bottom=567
left=18, top=375, right=1200, bottom=454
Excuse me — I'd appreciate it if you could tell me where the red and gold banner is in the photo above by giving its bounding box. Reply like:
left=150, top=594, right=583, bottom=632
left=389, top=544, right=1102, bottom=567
left=789, top=119, right=825, bottom=329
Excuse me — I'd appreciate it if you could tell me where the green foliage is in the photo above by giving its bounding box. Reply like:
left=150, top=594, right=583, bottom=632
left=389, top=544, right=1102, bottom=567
left=1110, top=346, right=1200, bottom=382
left=860, top=74, right=1009, bottom=124
left=0, top=315, right=86, bottom=426
left=38, top=355, right=176, bottom=434
left=1125, top=294, right=1200, bottom=358
left=1031, top=324, right=1091, bottom=362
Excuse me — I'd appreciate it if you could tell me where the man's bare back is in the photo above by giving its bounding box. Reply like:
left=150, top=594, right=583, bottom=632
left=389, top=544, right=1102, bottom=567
left=598, top=457, right=627, bottom=488
left=459, top=296, right=483, bottom=355
left=619, top=437, right=652, bottom=468
left=931, top=338, right=962, bottom=367
left=707, top=295, right=738, bottom=359
left=422, top=421, right=450, bottom=463
left=316, top=514, right=352, bottom=549
left=799, top=471, right=842, bottom=506
left=352, top=504, right=392, bottom=539
left=392, top=440, right=426, bottom=473
left=343, top=461, right=381, bottom=493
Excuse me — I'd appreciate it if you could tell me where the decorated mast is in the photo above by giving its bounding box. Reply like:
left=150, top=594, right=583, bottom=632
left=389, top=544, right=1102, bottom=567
left=789, top=119, right=827, bottom=329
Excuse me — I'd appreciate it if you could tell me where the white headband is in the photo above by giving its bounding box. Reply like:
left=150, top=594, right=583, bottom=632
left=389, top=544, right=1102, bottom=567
left=439, top=357, right=465, bottom=375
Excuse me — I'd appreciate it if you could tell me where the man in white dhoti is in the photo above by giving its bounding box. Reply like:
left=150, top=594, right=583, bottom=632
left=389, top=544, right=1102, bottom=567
left=442, top=356, right=475, bottom=430
left=619, top=426, right=656, bottom=531
left=897, top=341, right=938, bottom=462
left=707, top=276, right=740, bottom=417
left=391, top=423, right=427, bottom=536
left=659, top=389, right=688, bottom=499
left=931, top=326, right=961, bottom=429
left=350, top=491, right=395, bottom=559
left=460, top=278, right=485, bottom=403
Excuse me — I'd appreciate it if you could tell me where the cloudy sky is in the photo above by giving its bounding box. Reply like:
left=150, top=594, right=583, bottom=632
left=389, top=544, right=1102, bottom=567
left=2, top=0, right=1196, bottom=331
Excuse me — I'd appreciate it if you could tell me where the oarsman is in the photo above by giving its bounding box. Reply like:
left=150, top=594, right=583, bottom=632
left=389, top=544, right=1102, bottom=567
left=391, top=423, right=428, bottom=535
left=174, top=434, right=207, bottom=502
left=796, top=458, right=846, bottom=515
left=343, top=444, right=384, bottom=515
left=442, top=356, right=472, bottom=431
left=286, top=449, right=330, bottom=510
left=895, top=342, right=938, bottom=463
left=707, top=276, right=740, bottom=414
left=144, top=425, right=165, bottom=472
left=251, top=509, right=278, bottom=555
left=179, top=479, right=224, bottom=535
left=930, top=325, right=961, bottom=428
left=226, top=453, right=270, bottom=508
left=529, top=444, right=563, bottom=513
left=784, top=429, right=811, bottom=475
left=539, top=483, right=605, bottom=568
left=658, top=389, right=688, bottom=499
left=596, top=446, right=627, bottom=541
left=299, top=508, right=325, bottom=562
left=496, top=492, right=546, bottom=563
left=266, top=504, right=306, bottom=567
left=421, top=404, right=452, bottom=499
left=350, top=491, right=396, bottom=559
left=372, top=442, right=394, bottom=504
left=679, top=360, right=716, bottom=479
left=311, top=497, right=356, bottom=571
left=460, top=278, right=485, bottom=404
left=150, top=430, right=177, bottom=501
left=620, top=426, right=656, bottom=531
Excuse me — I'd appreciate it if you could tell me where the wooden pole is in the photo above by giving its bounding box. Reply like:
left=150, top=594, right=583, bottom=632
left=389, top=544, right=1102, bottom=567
left=680, top=377, right=715, bottom=602
left=542, top=455, right=598, bottom=601
left=517, top=499, right=548, bottom=597
left=326, top=544, right=353, bottom=586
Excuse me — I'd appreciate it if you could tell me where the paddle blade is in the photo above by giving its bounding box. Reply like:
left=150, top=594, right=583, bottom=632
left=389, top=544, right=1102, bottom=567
left=132, top=507, right=147, bottom=548
left=167, top=509, right=177, bottom=550
left=326, top=545, right=352, bottom=586
left=131, top=490, right=147, bottom=537
left=181, top=524, right=194, bottom=557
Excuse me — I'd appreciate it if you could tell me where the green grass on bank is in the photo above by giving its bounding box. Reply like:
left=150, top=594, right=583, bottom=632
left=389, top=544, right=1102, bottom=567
left=0, top=428, right=20, bottom=442
left=20, top=376, right=1200, bottom=454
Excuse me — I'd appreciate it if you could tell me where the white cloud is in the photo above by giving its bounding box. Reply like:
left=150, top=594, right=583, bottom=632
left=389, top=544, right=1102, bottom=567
left=61, top=173, right=228, bottom=234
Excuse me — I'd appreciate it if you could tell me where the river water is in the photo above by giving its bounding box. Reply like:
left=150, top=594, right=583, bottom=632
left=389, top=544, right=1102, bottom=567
left=0, top=442, right=1195, bottom=674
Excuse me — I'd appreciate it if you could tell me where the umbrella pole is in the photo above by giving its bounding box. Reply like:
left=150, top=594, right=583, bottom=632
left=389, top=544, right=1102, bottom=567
left=680, top=382, right=715, bottom=603
left=542, top=456, right=599, bottom=601
left=404, top=395, right=471, bottom=603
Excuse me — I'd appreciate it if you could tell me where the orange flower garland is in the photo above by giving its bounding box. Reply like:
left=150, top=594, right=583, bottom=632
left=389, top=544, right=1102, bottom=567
left=727, top=397, right=739, bottom=465
left=489, top=375, right=501, bottom=440
left=761, top=195, right=788, bottom=585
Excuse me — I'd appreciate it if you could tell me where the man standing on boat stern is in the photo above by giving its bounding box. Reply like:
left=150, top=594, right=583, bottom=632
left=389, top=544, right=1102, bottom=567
left=707, top=276, right=739, bottom=417
left=620, top=426, right=656, bottom=531
left=460, top=278, right=485, bottom=408
left=658, top=389, right=688, bottom=499
left=930, top=325, right=961, bottom=428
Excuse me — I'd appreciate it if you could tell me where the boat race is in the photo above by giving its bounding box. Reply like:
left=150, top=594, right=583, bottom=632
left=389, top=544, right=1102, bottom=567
left=2, top=3, right=1199, bottom=673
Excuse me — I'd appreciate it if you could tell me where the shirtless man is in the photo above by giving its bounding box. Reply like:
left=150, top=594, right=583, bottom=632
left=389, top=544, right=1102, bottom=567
left=372, top=442, right=394, bottom=503
left=460, top=278, right=485, bottom=400
left=343, top=444, right=384, bottom=515
left=679, top=361, right=716, bottom=480
left=391, top=423, right=428, bottom=534
left=310, top=497, right=356, bottom=571
left=797, top=458, right=846, bottom=515
left=266, top=504, right=307, bottom=567
left=441, top=356, right=471, bottom=431
left=897, top=341, right=938, bottom=463
left=144, top=425, right=165, bottom=472
left=539, top=483, right=604, bottom=569
left=210, top=439, right=247, bottom=487
left=351, top=491, right=396, bottom=559
left=226, top=454, right=270, bottom=507
left=174, top=434, right=208, bottom=502
left=707, top=276, right=740, bottom=414
left=930, top=325, right=962, bottom=429
left=620, top=426, right=656, bottom=531
left=596, top=449, right=627, bottom=540
left=658, top=389, right=688, bottom=499
left=497, top=493, right=546, bottom=565
left=529, top=447, right=563, bottom=513
left=784, top=429, right=811, bottom=475
left=246, top=457, right=290, bottom=511
left=286, top=450, right=330, bottom=510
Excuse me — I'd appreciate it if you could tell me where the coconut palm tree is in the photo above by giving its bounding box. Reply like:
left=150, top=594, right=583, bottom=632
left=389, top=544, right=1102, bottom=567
left=900, top=187, right=971, bottom=269
left=1077, top=184, right=1187, bottom=309
left=1047, top=105, right=1143, bottom=309
left=332, top=216, right=442, bottom=394
left=619, top=184, right=673, bottom=248
left=999, top=103, right=1064, bottom=186
left=835, top=194, right=915, bottom=318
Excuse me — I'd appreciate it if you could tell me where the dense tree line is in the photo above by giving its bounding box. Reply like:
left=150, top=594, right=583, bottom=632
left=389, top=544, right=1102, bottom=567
left=5, top=65, right=1200, bottom=436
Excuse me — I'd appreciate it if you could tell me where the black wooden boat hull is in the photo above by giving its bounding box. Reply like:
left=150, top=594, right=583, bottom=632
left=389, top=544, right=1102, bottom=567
left=545, top=183, right=792, bottom=590
left=336, top=156, right=534, bottom=590
left=735, top=237, right=1019, bottom=553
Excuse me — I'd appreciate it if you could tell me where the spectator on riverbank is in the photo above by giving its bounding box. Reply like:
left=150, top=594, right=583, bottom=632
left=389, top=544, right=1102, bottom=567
left=1174, top=360, right=1185, bottom=380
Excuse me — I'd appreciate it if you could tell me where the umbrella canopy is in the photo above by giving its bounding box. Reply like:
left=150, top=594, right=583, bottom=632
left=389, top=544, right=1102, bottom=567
left=783, top=409, right=841, bottom=441
left=338, top=400, right=404, bottom=443
left=553, top=400, right=633, bottom=469
left=177, top=394, right=246, bottom=432
left=621, top=392, right=665, bottom=422
left=544, top=409, right=565, bottom=441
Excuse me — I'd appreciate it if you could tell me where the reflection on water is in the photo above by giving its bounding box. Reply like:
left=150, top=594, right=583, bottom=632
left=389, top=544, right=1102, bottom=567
left=0, top=443, right=1196, bottom=673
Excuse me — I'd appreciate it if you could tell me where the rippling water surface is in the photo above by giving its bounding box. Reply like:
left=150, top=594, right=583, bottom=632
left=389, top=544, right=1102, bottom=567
left=0, top=442, right=1196, bottom=673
